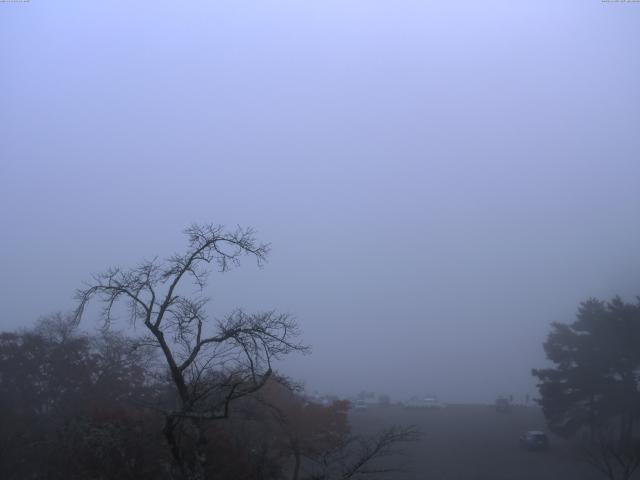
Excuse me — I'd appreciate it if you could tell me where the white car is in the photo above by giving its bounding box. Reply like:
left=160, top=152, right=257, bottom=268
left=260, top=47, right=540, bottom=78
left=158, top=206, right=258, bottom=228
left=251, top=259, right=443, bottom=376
left=352, top=399, right=368, bottom=411
left=403, top=396, right=442, bottom=409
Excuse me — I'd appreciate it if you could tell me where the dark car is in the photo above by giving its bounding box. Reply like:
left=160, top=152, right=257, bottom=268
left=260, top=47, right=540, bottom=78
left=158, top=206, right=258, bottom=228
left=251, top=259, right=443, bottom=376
left=519, top=430, right=549, bottom=451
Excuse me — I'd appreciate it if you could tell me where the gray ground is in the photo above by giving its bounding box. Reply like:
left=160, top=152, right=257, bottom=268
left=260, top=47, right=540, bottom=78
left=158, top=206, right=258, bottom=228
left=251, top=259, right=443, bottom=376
left=348, top=404, right=604, bottom=480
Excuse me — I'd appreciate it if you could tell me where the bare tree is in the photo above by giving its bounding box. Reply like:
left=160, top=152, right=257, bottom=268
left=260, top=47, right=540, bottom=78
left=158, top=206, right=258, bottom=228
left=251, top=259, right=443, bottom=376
left=581, top=426, right=640, bottom=480
left=74, top=224, right=308, bottom=480
left=305, top=425, right=421, bottom=480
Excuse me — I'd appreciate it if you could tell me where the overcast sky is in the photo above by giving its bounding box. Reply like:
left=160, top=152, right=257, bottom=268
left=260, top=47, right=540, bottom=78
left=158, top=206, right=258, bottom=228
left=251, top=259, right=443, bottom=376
left=2, top=0, right=639, bottom=402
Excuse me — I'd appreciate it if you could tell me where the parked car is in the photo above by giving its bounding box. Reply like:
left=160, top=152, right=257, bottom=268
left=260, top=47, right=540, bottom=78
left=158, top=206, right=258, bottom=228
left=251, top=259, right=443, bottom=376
left=352, top=399, right=368, bottom=411
left=519, top=430, right=549, bottom=451
left=423, top=396, right=442, bottom=408
left=403, top=396, right=442, bottom=409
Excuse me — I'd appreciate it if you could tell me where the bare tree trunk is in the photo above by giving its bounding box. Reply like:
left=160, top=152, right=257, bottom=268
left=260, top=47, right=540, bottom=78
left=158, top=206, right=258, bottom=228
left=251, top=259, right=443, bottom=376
left=163, top=417, right=182, bottom=471
left=162, top=417, right=207, bottom=480
left=291, top=440, right=301, bottom=480
left=192, top=419, right=208, bottom=480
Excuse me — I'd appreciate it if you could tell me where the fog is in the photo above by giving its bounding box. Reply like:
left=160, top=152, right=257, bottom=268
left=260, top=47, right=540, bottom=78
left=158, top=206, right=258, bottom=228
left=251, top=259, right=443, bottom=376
left=2, top=0, right=639, bottom=403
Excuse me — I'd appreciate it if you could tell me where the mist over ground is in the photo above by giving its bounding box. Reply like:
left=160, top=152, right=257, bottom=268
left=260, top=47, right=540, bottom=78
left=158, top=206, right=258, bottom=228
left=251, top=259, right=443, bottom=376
left=2, top=0, right=639, bottom=403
